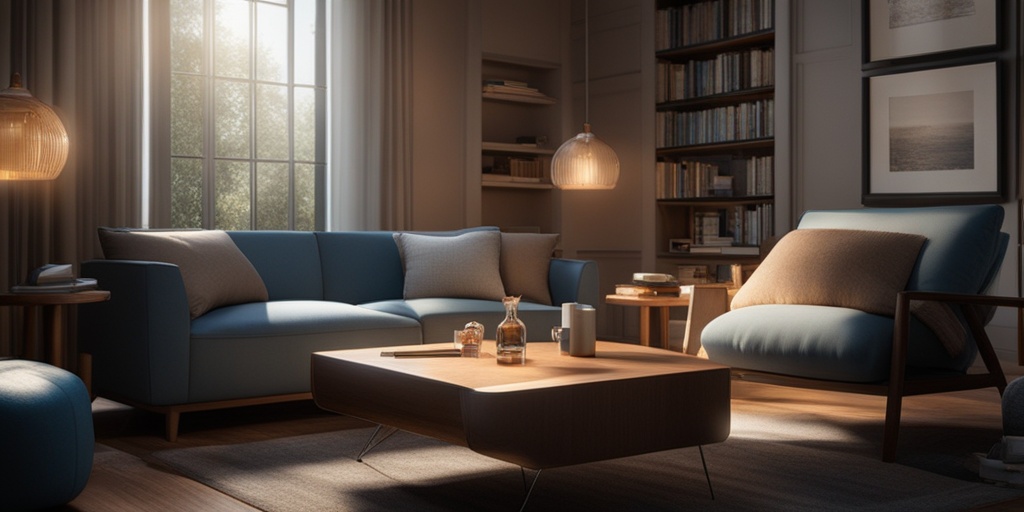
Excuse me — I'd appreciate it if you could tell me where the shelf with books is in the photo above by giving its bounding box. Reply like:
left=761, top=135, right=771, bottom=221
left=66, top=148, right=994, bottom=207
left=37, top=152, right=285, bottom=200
left=479, top=53, right=562, bottom=232
left=656, top=86, right=774, bottom=112
left=656, top=29, right=774, bottom=61
left=481, top=142, right=556, bottom=156
left=653, top=0, right=776, bottom=279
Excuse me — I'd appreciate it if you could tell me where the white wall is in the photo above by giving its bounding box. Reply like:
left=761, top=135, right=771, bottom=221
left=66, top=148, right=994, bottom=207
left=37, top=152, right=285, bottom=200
left=410, top=0, right=470, bottom=230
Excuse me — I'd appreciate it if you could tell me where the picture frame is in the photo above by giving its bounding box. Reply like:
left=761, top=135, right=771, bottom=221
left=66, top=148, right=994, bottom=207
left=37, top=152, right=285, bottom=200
left=864, top=0, right=1000, bottom=67
left=862, top=60, right=1005, bottom=206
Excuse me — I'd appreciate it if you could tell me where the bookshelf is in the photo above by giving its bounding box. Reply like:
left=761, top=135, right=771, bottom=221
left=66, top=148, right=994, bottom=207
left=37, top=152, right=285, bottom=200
left=479, top=53, right=562, bottom=232
left=654, top=0, right=776, bottom=284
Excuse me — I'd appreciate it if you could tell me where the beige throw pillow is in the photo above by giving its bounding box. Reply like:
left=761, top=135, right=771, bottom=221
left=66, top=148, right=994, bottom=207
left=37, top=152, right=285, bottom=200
left=98, top=229, right=269, bottom=319
left=393, top=230, right=505, bottom=301
left=731, top=228, right=926, bottom=314
left=500, top=233, right=559, bottom=305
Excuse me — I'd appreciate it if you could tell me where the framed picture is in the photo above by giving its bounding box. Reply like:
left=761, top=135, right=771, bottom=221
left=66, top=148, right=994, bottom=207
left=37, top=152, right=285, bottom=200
left=863, top=61, right=1004, bottom=206
left=864, top=0, right=1000, bottom=66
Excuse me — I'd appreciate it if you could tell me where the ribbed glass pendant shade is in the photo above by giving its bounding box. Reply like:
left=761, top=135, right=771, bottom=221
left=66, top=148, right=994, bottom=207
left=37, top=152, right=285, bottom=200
left=550, top=123, right=620, bottom=190
left=0, top=73, right=69, bottom=181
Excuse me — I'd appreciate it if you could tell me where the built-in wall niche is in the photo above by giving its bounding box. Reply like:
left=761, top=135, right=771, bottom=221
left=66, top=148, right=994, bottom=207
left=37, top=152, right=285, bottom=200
left=479, top=53, right=564, bottom=233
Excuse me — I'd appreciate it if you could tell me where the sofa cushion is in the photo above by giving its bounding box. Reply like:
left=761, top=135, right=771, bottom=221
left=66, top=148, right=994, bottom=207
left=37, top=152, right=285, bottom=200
left=188, top=301, right=422, bottom=402
left=316, top=227, right=499, bottom=305
left=98, top=228, right=268, bottom=319
left=732, top=228, right=925, bottom=315
left=500, top=233, right=559, bottom=305
left=362, top=297, right=562, bottom=344
left=228, top=231, right=324, bottom=300
left=393, top=230, right=505, bottom=301
left=702, top=304, right=969, bottom=382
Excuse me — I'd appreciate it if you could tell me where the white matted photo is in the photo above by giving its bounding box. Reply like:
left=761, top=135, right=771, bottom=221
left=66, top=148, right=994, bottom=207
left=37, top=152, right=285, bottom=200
left=864, top=61, right=1001, bottom=204
left=867, top=0, right=998, bottom=64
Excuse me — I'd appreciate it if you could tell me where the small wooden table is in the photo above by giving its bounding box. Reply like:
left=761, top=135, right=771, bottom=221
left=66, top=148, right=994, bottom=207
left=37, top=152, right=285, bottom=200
left=0, top=290, right=111, bottom=374
left=606, top=285, right=733, bottom=354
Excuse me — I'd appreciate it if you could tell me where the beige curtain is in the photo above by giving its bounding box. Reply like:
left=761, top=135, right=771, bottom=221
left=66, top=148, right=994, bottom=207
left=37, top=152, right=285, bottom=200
left=329, top=0, right=412, bottom=231
left=0, top=0, right=143, bottom=358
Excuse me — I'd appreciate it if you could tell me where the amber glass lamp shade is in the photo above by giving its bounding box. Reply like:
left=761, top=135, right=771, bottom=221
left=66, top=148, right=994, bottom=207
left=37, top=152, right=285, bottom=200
left=550, top=123, right=620, bottom=190
left=0, top=73, right=69, bottom=181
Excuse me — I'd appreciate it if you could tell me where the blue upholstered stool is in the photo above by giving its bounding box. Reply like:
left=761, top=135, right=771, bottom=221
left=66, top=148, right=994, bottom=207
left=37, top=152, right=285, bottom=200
left=0, top=359, right=94, bottom=510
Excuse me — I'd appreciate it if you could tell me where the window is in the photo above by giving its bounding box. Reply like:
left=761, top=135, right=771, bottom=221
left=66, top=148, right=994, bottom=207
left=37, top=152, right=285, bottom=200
left=165, top=0, right=325, bottom=230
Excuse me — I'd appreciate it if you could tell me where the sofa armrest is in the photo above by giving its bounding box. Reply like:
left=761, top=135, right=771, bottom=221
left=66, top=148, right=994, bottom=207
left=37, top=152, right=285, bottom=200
left=79, top=260, right=192, bottom=405
left=549, top=258, right=599, bottom=308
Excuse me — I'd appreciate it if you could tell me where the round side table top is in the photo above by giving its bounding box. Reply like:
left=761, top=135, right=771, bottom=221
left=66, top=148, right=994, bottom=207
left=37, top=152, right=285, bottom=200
left=0, top=290, right=111, bottom=306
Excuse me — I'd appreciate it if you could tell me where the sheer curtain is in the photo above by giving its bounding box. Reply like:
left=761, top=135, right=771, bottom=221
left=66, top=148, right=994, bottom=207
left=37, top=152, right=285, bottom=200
left=329, top=0, right=412, bottom=231
left=0, top=0, right=143, bottom=357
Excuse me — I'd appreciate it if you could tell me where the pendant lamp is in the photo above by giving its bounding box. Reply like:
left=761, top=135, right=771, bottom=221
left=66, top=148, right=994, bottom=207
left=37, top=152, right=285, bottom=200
left=550, top=0, right=619, bottom=190
left=0, top=73, right=70, bottom=180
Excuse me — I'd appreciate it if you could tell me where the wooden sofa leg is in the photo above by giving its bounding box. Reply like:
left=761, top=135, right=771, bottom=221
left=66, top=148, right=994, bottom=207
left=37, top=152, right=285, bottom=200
left=165, top=410, right=180, bottom=442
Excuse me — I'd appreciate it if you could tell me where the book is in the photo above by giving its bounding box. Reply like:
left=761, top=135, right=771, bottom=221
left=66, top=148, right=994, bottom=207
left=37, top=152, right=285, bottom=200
left=27, top=263, right=74, bottom=285
left=11, top=277, right=99, bottom=294
left=483, top=79, right=530, bottom=88
left=677, top=265, right=713, bottom=285
left=615, top=283, right=682, bottom=297
left=720, top=245, right=760, bottom=255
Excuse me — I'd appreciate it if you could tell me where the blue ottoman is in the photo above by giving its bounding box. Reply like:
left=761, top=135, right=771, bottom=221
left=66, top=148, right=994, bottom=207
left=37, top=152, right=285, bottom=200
left=0, top=359, right=94, bottom=510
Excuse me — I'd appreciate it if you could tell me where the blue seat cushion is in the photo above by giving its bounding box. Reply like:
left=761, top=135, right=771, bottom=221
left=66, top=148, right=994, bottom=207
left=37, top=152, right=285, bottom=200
left=188, top=301, right=422, bottom=401
left=361, top=298, right=562, bottom=344
left=702, top=304, right=975, bottom=383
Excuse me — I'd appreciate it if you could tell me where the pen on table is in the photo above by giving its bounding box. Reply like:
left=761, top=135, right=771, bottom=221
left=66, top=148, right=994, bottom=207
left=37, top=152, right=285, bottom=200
left=380, top=349, right=463, bottom=358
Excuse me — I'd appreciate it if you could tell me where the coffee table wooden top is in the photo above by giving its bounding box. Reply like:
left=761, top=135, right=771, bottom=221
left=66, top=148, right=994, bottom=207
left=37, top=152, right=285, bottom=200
left=312, top=341, right=731, bottom=469
left=319, top=340, right=725, bottom=392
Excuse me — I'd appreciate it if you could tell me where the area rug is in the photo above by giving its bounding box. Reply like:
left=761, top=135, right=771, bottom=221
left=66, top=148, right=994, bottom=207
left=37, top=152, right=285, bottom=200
left=149, top=410, right=1024, bottom=512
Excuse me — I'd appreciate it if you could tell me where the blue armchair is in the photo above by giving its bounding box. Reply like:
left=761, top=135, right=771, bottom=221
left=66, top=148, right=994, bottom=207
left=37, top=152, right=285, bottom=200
left=701, top=205, right=1010, bottom=462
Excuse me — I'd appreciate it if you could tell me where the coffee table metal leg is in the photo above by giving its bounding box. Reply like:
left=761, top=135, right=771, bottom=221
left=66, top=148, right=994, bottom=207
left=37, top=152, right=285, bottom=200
left=518, top=467, right=542, bottom=512
left=356, top=424, right=399, bottom=462
left=699, top=445, right=714, bottom=500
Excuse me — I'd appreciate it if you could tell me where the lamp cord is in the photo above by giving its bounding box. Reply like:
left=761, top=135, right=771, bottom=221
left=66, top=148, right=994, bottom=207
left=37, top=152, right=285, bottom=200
left=584, top=0, right=589, bottom=126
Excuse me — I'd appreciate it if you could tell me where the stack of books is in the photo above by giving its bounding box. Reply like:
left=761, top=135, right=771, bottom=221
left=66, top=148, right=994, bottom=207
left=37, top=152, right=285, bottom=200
left=11, top=264, right=98, bottom=294
left=614, top=273, right=683, bottom=297
left=482, top=79, right=555, bottom=103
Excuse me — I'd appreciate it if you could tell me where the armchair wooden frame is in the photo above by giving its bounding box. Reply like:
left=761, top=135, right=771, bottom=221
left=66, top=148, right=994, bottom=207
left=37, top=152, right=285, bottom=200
left=731, top=290, right=1014, bottom=462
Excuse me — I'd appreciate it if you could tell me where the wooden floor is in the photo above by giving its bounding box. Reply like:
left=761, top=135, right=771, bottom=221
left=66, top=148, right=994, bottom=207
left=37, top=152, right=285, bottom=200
left=62, top=377, right=1024, bottom=512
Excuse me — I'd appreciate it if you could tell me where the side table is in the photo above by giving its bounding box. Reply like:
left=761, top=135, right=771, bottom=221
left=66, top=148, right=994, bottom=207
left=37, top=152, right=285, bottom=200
left=0, top=290, right=111, bottom=390
left=605, top=285, right=732, bottom=354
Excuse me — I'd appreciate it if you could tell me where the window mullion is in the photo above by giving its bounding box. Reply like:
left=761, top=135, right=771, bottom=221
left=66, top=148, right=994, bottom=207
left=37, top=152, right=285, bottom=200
left=203, top=0, right=216, bottom=229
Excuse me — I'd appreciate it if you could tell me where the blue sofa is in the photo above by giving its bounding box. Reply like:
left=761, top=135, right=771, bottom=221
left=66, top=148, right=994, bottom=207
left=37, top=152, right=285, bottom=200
left=78, top=228, right=598, bottom=440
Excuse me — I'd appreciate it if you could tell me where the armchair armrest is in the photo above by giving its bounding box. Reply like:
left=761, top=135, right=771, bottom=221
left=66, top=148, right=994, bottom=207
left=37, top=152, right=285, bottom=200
left=549, top=258, right=599, bottom=307
left=79, top=260, right=192, bottom=405
left=892, top=290, right=1010, bottom=391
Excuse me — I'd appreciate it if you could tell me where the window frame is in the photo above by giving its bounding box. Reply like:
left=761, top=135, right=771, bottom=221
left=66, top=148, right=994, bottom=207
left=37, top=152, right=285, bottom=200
left=148, top=0, right=327, bottom=231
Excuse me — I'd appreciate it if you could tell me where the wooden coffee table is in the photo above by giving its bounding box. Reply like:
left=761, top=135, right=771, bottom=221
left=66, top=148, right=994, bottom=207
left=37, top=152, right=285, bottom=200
left=312, top=340, right=730, bottom=504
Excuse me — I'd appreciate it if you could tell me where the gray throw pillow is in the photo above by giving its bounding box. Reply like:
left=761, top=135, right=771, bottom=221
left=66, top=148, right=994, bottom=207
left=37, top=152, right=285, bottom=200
left=98, top=228, right=269, bottom=319
left=393, top=230, right=505, bottom=301
left=500, top=233, right=559, bottom=305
